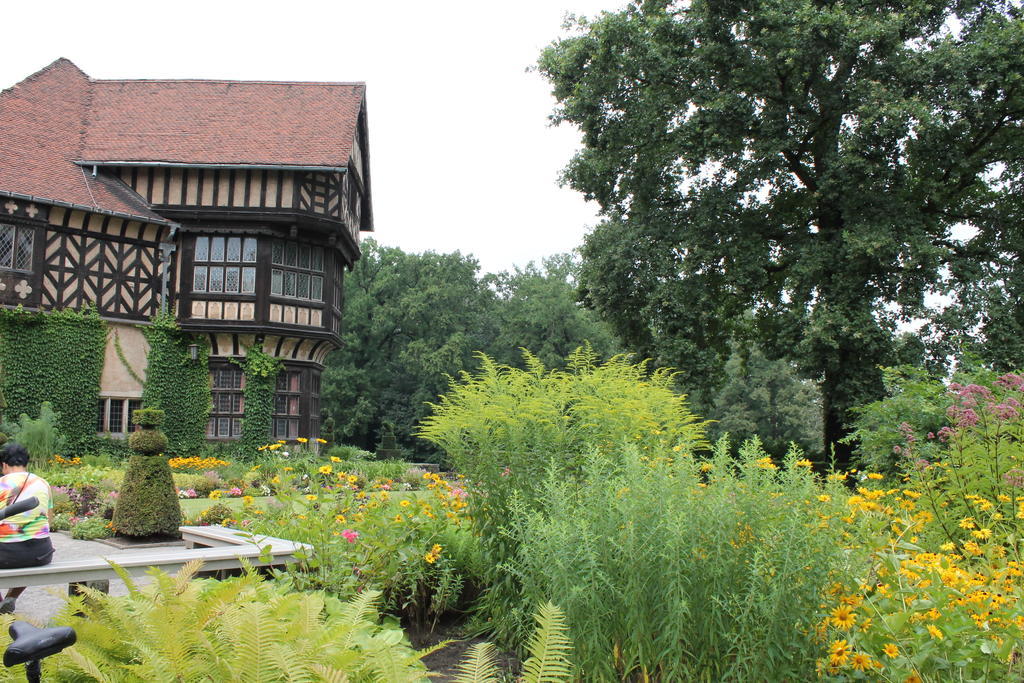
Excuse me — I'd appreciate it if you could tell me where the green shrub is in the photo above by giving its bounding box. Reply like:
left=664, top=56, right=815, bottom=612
left=172, top=472, right=216, bottom=497
left=131, top=407, right=164, bottom=427
left=417, top=347, right=708, bottom=644
left=196, top=502, right=236, bottom=525
left=20, top=565, right=433, bottom=681
left=126, top=429, right=168, bottom=455
left=512, top=439, right=850, bottom=679
left=41, top=465, right=122, bottom=489
left=0, top=432, right=6, bottom=447
left=50, top=512, right=72, bottom=532
left=326, top=443, right=375, bottom=461
left=10, top=401, right=64, bottom=467
left=112, top=455, right=182, bottom=537
left=70, top=516, right=113, bottom=540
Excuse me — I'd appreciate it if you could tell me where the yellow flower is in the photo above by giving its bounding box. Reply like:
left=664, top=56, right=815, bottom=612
left=268, top=443, right=282, bottom=451
left=754, top=457, right=777, bottom=470
left=831, top=605, right=856, bottom=629
left=335, top=514, right=346, bottom=523
left=283, top=467, right=293, bottom=472
left=431, top=544, right=442, bottom=555
left=242, top=495, right=254, bottom=506
left=851, top=652, right=873, bottom=671
left=818, top=494, right=831, bottom=503
left=296, top=437, right=308, bottom=443
left=347, top=475, right=359, bottom=484
left=305, top=494, right=318, bottom=502
left=883, top=643, right=899, bottom=658
left=905, top=674, right=922, bottom=683
left=209, top=490, right=223, bottom=499
left=424, top=552, right=437, bottom=564
left=795, top=459, right=813, bottom=468
left=270, top=475, right=281, bottom=485
left=866, top=472, right=884, bottom=480
left=277, top=440, right=287, bottom=444
left=393, top=514, right=404, bottom=523
left=330, top=456, right=342, bottom=462
left=926, top=624, right=943, bottom=640
left=316, top=438, right=327, bottom=444
left=959, top=517, right=976, bottom=529
left=319, top=465, right=333, bottom=474
left=699, top=462, right=713, bottom=472
left=400, top=499, right=411, bottom=507
left=972, top=528, right=993, bottom=540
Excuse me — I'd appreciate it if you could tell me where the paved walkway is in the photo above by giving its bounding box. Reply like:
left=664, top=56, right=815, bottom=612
left=6, top=532, right=179, bottom=625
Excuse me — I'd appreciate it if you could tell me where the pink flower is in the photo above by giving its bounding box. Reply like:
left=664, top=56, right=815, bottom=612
left=450, top=487, right=467, bottom=499
left=229, top=487, right=243, bottom=496
left=996, top=373, right=1024, bottom=390
left=342, top=529, right=359, bottom=543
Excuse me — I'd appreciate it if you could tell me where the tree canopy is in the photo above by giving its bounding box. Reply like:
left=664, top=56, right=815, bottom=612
left=539, top=0, right=1024, bottom=462
left=322, top=240, right=618, bottom=458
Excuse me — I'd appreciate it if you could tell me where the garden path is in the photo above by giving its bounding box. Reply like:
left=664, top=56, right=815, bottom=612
left=7, top=532, right=168, bottom=625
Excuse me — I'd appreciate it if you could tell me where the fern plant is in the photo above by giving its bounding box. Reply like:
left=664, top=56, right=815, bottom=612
left=453, top=602, right=573, bottom=683
left=0, top=561, right=437, bottom=682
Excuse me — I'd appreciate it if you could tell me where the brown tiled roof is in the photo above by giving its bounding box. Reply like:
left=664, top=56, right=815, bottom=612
left=84, top=79, right=364, bottom=167
left=0, top=59, right=366, bottom=222
left=0, top=59, right=165, bottom=222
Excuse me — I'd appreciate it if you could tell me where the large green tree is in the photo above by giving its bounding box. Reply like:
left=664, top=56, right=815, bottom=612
left=322, top=240, right=499, bottom=457
left=708, top=342, right=823, bottom=459
left=485, top=254, right=620, bottom=369
left=539, top=0, right=1024, bottom=462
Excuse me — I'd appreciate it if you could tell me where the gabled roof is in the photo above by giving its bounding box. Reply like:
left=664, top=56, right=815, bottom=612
left=0, top=59, right=367, bottom=224
left=0, top=59, right=166, bottom=222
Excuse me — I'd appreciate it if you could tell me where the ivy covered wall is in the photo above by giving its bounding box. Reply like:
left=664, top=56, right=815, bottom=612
left=0, top=306, right=106, bottom=453
left=235, top=345, right=281, bottom=455
left=141, top=313, right=212, bottom=456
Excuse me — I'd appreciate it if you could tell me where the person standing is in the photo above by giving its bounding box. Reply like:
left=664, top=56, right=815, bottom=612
left=0, top=442, right=54, bottom=613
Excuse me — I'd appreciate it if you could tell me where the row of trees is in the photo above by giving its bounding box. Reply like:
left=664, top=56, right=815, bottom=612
left=322, top=239, right=825, bottom=460
left=321, top=240, right=619, bottom=458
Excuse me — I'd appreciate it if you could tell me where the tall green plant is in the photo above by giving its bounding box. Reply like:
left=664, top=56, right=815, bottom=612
left=10, top=401, right=64, bottom=468
left=419, top=348, right=707, bottom=537
left=512, top=440, right=851, bottom=679
left=141, top=314, right=211, bottom=456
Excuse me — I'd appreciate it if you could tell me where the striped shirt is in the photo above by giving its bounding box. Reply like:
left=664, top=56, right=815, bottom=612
left=0, top=473, right=52, bottom=542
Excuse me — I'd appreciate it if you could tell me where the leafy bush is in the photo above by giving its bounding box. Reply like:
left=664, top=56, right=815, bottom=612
left=112, top=455, right=181, bottom=537
left=70, top=516, right=113, bottom=540
left=7, top=563, right=434, bottom=681
left=326, top=443, right=375, bottom=461
left=418, top=348, right=708, bottom=540
left=511, top=440, right=851, bottom=679
left=40, top=465, right=122, bottom=489
left=10, top=401, right=64, bottom=467
left=243, top=466, right=475, bottom=626
left=126, top=428, right=168, bottom=455
left=194, top=502, right=236, bottom=525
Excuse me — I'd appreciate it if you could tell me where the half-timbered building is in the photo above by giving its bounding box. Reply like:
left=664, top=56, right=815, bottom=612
left=0, top=58, right=372, bottom=440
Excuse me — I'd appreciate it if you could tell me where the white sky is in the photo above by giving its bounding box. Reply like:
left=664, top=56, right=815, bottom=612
left=1, top=0, right=624, bottom=275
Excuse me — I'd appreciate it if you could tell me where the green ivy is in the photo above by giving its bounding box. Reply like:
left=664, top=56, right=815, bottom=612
left=0, top=305, right=106, bottom=453
left=141, top=313, right=211, bottom=456
left=234, top=346, right=281, bottom=455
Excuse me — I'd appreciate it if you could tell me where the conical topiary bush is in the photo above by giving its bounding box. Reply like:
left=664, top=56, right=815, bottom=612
left=112, top=408, right=182, bottom=537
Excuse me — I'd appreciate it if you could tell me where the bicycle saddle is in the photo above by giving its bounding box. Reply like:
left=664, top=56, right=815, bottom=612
left=3, top=621, right=76, bottom=667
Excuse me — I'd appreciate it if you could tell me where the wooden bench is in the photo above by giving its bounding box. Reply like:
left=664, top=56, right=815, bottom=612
left=0, top=526, right=310, bottom=590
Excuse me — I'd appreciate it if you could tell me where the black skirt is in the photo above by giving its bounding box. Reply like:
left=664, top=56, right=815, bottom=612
left=0, top=536, right=54, bottom=569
